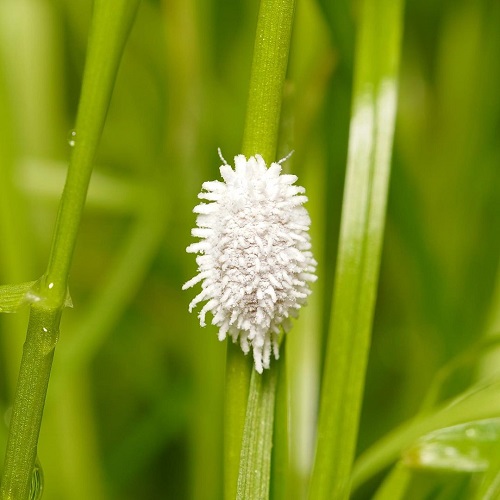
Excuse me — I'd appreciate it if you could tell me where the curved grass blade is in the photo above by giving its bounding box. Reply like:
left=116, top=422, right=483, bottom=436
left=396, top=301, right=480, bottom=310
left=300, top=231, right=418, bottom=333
left=372, top=462, right=411, bottom=500
left=475, top=453, right=500, bottom=500
left=352, top=379, right=500, bottom=490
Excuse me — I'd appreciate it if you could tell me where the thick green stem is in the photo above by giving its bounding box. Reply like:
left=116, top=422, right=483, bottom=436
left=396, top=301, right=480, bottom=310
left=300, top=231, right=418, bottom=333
left=0, top=2, right=140, bottom=498
left=224, top=0, right=296, bottom=498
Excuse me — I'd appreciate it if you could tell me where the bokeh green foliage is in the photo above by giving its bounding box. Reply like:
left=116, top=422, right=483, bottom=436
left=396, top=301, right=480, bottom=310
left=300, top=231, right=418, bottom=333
left=0, top=0, right=498, bottom=499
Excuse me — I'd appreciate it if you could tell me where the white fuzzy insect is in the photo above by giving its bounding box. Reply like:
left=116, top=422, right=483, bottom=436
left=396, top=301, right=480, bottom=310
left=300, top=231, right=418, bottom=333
left=183, top=150, right=317, bottom=373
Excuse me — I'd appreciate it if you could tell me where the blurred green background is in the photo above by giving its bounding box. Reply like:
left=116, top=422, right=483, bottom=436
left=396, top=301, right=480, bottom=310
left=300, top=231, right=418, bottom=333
left=0, top=0, right=498, bottom=498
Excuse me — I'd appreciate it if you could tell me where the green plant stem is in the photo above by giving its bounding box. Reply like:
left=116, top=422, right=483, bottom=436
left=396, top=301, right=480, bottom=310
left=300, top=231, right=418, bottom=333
left=308, top=0, right=404, bottom=498
left=236, top=368, right=278, bottom=500
left=0, top=307, right=60, bottom=500
left=0, top=2, right=140, bottom=498
left=271, top=346, right=289, bottom=500
left=242, top=0, right=296, bottom=163
left=224, top=1, right=296, bottom=498
left=45, top=0, right=140, bottom=301
left=50, top=192, right=165, bottom=499
left=224, top=344, right=252, bottom=500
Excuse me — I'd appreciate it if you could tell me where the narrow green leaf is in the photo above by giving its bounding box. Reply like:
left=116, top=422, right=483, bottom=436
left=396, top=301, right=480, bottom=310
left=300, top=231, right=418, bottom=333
left=474, top=452, right=500, bottom=500
left=421, top=335, right=500, bottom=411
left=236, top=368, right=278, bottom=500
left=371, top=336, right=500, bottom=498
left=308, top=0, right=404, bottom=498
left=352, top=379, right=500, bottom=490
left=0, top=281, right=37, bottom=313
left=373, top=462, right=411, bottom=500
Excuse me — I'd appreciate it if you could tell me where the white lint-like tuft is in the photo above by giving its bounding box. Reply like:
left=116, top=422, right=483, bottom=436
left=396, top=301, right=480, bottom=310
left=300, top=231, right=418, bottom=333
left=183, top=152, right=317, bottom=373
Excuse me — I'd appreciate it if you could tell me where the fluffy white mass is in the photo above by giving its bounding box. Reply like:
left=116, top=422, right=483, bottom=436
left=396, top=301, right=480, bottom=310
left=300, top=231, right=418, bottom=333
left=183, top=152, right=317, bottom=373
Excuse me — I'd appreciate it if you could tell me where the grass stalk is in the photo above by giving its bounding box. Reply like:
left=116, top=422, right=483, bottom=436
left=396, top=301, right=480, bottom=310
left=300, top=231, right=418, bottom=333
left=0, top=1, right=140, bottom=498
left=224, top=344, right=252, bottom=500
left=224, top=0, right=296, bottom=498
left=241, top=0, right=296, bottom=163
left=44, top=0, right=140, bottom=298
left=308, top=0, right=404, bottom=498
left=372, top=462, right=411, bottom=500
left=271, top=346, right=289, bottom=500
left=474, top=454, right=500, bottom=500
left=236, top=368, right=278, bottom=499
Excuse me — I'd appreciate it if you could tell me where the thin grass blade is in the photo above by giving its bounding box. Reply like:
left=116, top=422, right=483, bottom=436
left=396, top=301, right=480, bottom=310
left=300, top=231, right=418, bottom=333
left=474, top=453, right=500, bottom=500
left=308, top=0, right=404, bottom=497
left=236, top=368, right=278, bottom=500
left=372, top=462, right=411, bottom=500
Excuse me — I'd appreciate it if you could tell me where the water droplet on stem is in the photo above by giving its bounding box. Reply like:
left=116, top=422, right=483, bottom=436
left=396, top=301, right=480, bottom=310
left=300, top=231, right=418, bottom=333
left=68, top=129, right=77, bottom=147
